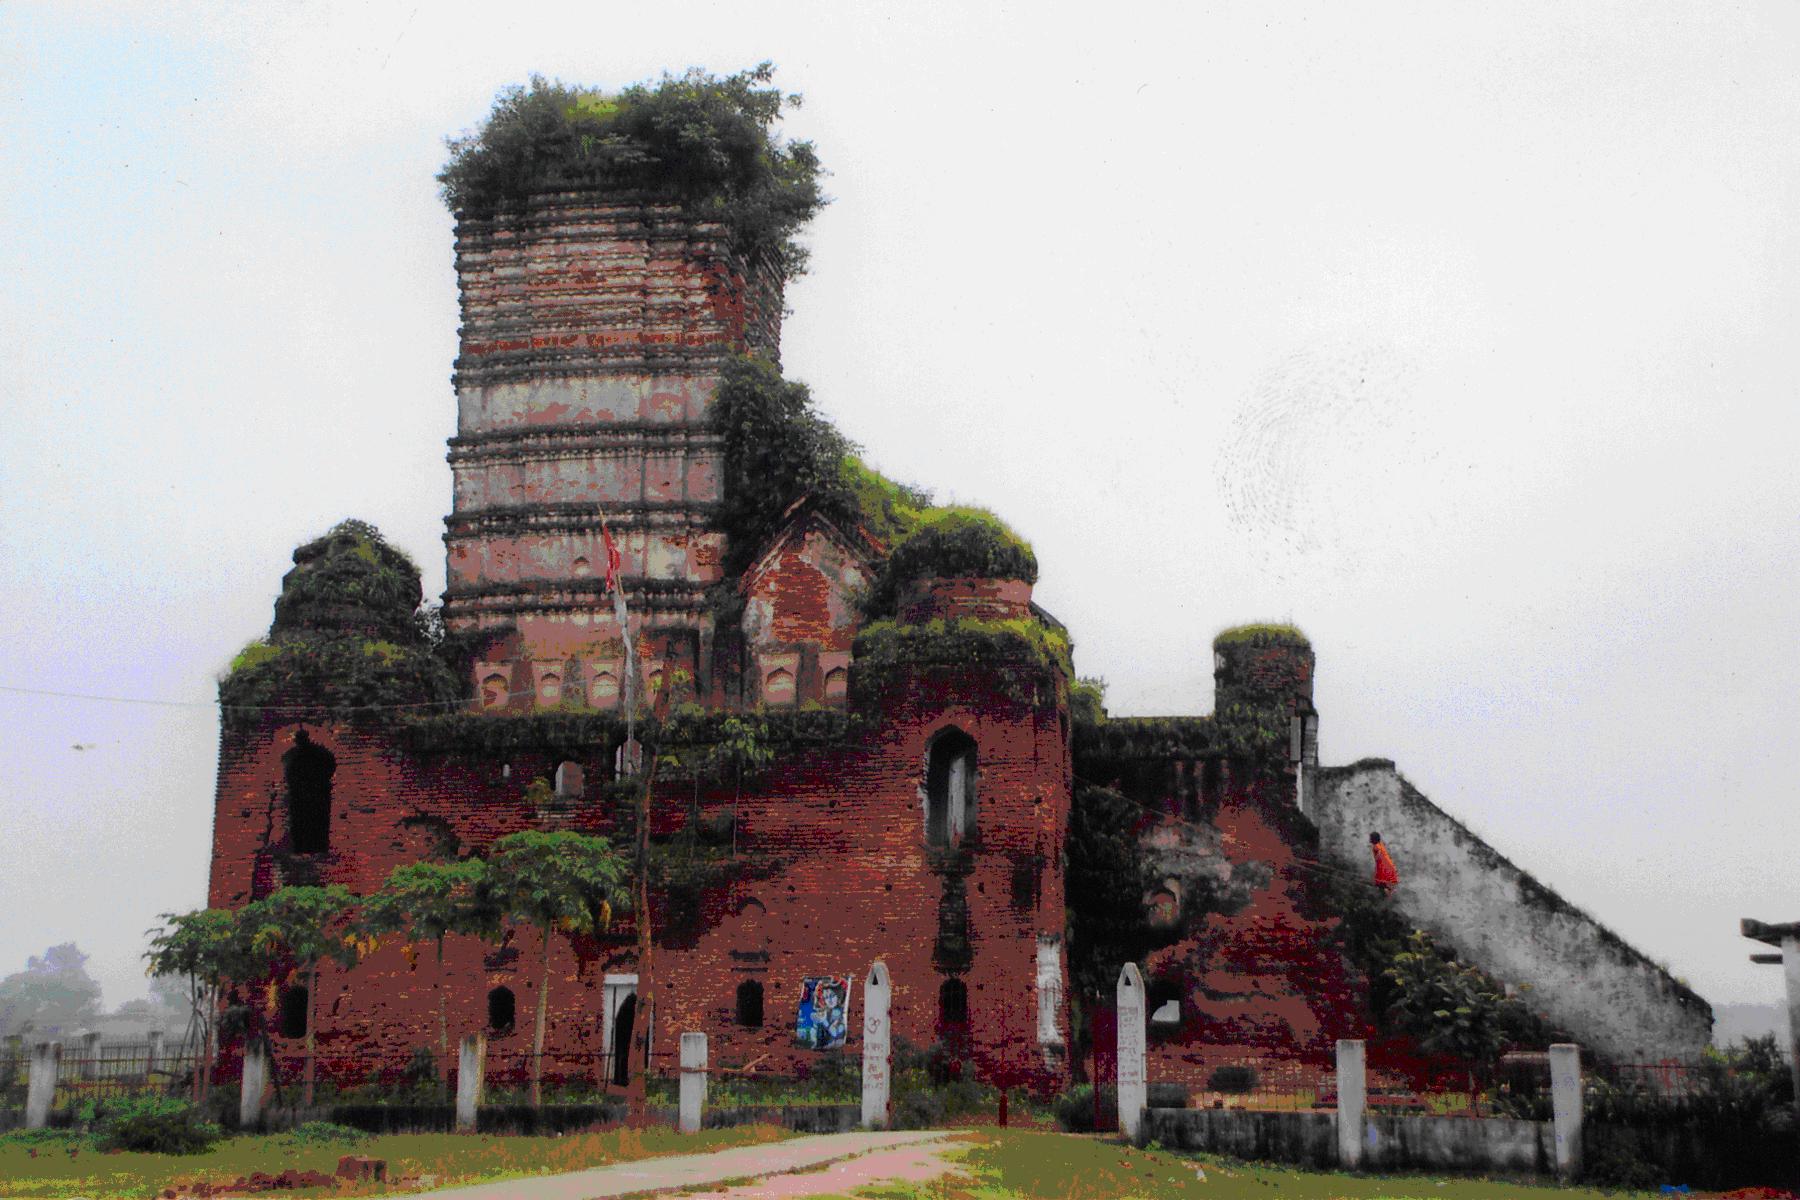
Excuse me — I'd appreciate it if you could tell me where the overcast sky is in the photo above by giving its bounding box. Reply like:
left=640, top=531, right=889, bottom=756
left=2, top=2, right=1796, bottom=1023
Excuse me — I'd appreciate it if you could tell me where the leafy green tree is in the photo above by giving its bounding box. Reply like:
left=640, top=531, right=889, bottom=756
left=235, top=885, right=357, bottom=1106
left=485, top=832, right=630, bottom=1106
left=358, top=860, right=496, bottom=1092
left=144, top=909, right=245, bottom=1100
left=0, top=943, right=103, bottom=1038
left=1384, top=930, right=1509, bottom=1096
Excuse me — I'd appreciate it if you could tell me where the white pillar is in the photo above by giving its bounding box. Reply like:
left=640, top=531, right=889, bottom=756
left=79, top=1031, right=102, bottom=1081
left=1035, top=936, right=1064, bottom=1052
left=1336, top=1039, right=1366, bottom=1169
left=239, top=1040, right=268, bottom=1129
left=145, top=1030, right=164, bottom=1081
left=1116, top=963, right=1147, bottom=1142
left=1549, top=1043, right=1583, bottom=1180
left=862, top=961, right=892, bottom=1129
left=456, top=1034, right=486, bottom=1132
left=25, top=1041, right=60, bottom=1130
left=678, top=1032, right=707, bottom=1134
left=1783, top=936, right=1800, bottom=1106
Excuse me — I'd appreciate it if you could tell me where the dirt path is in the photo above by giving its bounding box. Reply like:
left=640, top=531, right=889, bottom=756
left=672, top=1133, right=972, bottom=1199
left=419, top=1130, right=964, bottom=1200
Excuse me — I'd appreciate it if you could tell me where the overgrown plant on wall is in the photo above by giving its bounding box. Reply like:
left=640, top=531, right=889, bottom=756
left=711, top=355, right=929, bottom=575
left=219, top=521, right=465, bottom=729
left=439, top=65, right=824, bottom=272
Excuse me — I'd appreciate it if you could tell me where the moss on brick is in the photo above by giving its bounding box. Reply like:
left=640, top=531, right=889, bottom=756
left=1213, top=623, right=1310, bottom=649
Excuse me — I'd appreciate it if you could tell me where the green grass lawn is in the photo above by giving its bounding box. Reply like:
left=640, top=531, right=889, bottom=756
left=833, top=1129, right=1655, bottom=1200
left=0, top=1122, right=793, bottom=1199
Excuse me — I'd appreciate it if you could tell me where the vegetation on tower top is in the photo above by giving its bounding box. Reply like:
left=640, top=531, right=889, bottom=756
left=439, top=64, right=825, bottom=272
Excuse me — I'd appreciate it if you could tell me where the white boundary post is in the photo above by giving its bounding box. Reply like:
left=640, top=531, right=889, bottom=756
left=862, top=961, right=891, bottom=1129
left=1549, top=1043, right=1583, bottom=1180
left=1336, top=1039, right=1366, bottom=1169
left=1116, top=963, right=1147, bottom=1142
left=455, top=1034, right=486, bottom=1132
left=678, top=1032, right=707, bottom=1133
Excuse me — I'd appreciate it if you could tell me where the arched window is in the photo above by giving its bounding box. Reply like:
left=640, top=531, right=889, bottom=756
left=763, top=667, right=794, bottom=706
left=488, top=986, right=516, bottom=1034
left=1149, top=887, right=1180, bottom=928
left=1149, top=978, right=1182, bottom=1026
left=735, top=980, right=765, bottom=1028
left=482, top=673, right=509, bottom=709
left=591, top=672, right=619, bottom=708
left=938, top=978, right=970, bottom=1042
left=823, top=667, right=848, bottom=704
left=925, top=729, right=977, bottom=846
left=538, top=672, right=562, bottom=705
left=284, top=733, right=335, bottom=854
left=571, top=556, right=592, bottom=578
left=554, top=761, right=584, bottom=799
left=279, top=986, right=309, bottom=1039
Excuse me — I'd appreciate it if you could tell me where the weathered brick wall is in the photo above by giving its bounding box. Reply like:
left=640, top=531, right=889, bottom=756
left=1310, top=760, right=1713, bottom=1062
left=1085, top=751, right=1366, bottom=1085
left=207, top=662, right=1073, bottom=1089
left=741, top=513, right=873, bottom=707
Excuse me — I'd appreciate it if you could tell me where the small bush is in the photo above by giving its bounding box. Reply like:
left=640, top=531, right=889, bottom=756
left=890, top=1088, right=946, bottom=1130
left=285, top=1121, right=367, bottom=1145
left=1207, top=1064, right=1259, bottom=1094
left=1148, top=1081, right=1189, bottom=1108
left=95, top=1096, right=221, bottom=1155
left=1054, top=1083, right=1117, bottom=1132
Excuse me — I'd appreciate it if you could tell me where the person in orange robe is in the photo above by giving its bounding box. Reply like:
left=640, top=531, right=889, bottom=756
left=1370, top=831, right=1399, bottom=892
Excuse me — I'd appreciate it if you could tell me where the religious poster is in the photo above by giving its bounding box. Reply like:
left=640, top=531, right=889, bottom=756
left=794, top=975, right=853, bottom=1049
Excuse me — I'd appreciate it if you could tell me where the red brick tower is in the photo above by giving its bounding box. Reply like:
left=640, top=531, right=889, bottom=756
left=443, top=190, right=786, bottom=709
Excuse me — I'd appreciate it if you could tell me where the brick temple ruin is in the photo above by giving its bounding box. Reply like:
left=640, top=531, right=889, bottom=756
left=206, top=78, right=1712, bottom=1095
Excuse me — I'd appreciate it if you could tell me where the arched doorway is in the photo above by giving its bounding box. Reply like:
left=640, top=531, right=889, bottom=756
left=610, top=993, right=637, bottom=1087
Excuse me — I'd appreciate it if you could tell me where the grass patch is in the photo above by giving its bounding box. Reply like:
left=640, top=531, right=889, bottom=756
left=817, top=1128, right=1652, bottom=1199
left=0, top=1122, right=793, bottom=1199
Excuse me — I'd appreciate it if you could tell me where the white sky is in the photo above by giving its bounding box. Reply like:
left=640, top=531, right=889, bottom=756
left=2, top=2, right=1796, bottom=1021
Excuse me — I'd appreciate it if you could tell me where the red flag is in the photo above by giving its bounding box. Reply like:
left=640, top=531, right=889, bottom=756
left=601, top=520, right=622, bottom=593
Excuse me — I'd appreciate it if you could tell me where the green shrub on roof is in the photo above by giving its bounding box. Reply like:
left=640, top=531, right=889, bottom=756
left=886, top=507, right=1037, bottom=585
left=439, top=65, right=824, bottom=272
left=221, top=520, right=464, bottom=728
left=1213, top=623, right=1310, bottom=649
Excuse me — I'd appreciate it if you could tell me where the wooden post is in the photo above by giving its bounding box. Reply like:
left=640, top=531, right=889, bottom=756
left=1336, top=1039, right=1366, bottom=1169
left=1549, top=1043, right=1583, bottom=1180
left=1116, top=963, right=1146, bottom=1142
left=861, top=961, right=891, bottom=1129
left=455, top=1034, right=486, bottom=1132
left=25, top=1041, right=60, bottom=1130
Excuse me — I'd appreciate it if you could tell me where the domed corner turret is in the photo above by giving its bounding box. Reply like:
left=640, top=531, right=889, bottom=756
left=847, top=508, right=1066, bottom=715
left=1212, top=624, right=1318, bottom=765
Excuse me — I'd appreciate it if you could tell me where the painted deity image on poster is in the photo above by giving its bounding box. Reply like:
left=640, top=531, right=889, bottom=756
left=795, top=975, right=852, bottom=1049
